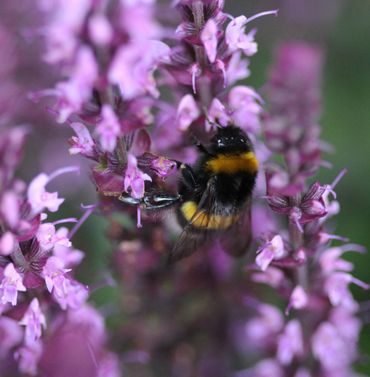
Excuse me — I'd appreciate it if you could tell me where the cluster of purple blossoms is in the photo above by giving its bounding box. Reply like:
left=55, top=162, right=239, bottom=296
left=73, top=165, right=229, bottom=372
left=240, top=43, right=368, bottom=377
left=0, top=127, right=118, bottom=375
left=0, top=0, right=364, bottom=376
left=36, top=0, right=277, bottom=224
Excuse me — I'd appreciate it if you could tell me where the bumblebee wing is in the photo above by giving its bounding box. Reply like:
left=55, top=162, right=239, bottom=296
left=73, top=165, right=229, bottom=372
left=219, top=197, right=252, bottom=258
left=167, top=177, right=219, bottom=264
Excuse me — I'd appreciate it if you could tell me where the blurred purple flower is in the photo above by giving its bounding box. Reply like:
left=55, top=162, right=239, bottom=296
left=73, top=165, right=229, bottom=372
left=95, top=105, right=121, bottom=153
left=69, top=122, right=96, bottom=158
left=255, top=234, right=286, bottom=271
left=108, top=40, right=170, bottom=100
left=0, top=263, right=26, bottom=306
left=19, top=298, right=47, bottom=344
left=0, top=316, right=23, bottom=357
left=276, top=319, right=304, bottom=365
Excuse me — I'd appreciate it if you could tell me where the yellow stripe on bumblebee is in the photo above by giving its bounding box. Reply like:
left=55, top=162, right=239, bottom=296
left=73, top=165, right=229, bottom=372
left=180, top=201, right=239, bottom=229
left=205, top=152, right=259, bottom=174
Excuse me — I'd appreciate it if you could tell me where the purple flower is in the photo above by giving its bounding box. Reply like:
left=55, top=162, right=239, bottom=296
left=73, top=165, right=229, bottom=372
left=242, top=359, right=284, bottom=377
left=276, top=319, right=304, bottom=365
left=255, top=235, right=286, bottom=271
left=53, top=244, right=84, bottom=268
left=15, top=340, right=43, bottom=376
left=42, top=256, right=71, bottom=295
left=108, top=40, right=170, bottom=100
left=225, top=16, right=257, bottom=56
left=266, top=181, right=328, bottom=230
left=311, top=322, right=354, bottom=371
left=19, top=298, right=47, bottom=344
left=0, top=190, right=20, bottom=228
left=226, top=52, right=250, bottom=85
left=207, top=98, right=230, bottom=130
left=228, top=85, right=262, bottom=133
left=0, top=231, right=16, bottom=255
left=27, top=166, right=79, bottom=215
left=68, top=122, right=96, bottom=158
left=52, top=279, right=88, bottom=310
left=324, top=272, right=369, bottom=307
left=36, top=223, right=71, bottom=251
left=55, top=47, right=98, bottom=122
left=177, top=94, right=200, bottom=131
left=286, top=285, right=308, bottom=314
left=0, top=316, right=23, bottom=357
left=0, top=263, right=26, bottom=306
left=245, top=304, right=284, bottom=347
left=124, top=154, right=152, bottom=199
left=27, top=174, right=65, bottom=214
left=95, top=105, right=121, bottom=152
left=42, top=256, right=88, bottom=310
left=88, top=13, right=113, bottom=46
left=149, top=156, right=177, bottom=179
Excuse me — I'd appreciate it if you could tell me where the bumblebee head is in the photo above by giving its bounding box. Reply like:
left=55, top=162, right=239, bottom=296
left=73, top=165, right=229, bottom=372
left=209, top=126, right=253, bottom=154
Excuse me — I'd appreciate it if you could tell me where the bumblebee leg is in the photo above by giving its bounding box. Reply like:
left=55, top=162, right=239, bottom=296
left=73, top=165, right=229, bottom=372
left=143, top=194, right=181, bottom=210
left=118, top=194, right=141, bottom=205
left=179, top=163, right=197, bottom=189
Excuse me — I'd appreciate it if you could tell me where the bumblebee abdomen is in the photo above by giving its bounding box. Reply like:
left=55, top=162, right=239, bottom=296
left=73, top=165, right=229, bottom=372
left=178, top=200, right=240, bottom=230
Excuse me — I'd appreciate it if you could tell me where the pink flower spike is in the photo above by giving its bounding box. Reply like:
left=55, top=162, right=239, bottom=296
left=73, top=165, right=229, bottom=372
left=0, top=263, right=26, bottom=306
left=96, top=105, right=121, bottom=152
left=19, top=298, right=46, bottom=344
left=177, top=94, right=200, bottom=131
left=201, top=19, right=218, bottom=63
left=256, top=235, right=285, bottom=271
left=69, top=122, right=95, bottom=157
left=285, top=285, right=308, bottom=315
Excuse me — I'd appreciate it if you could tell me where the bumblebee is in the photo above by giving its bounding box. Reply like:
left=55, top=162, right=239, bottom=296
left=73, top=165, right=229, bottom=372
left=120, top=125, right=258, bottom=263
